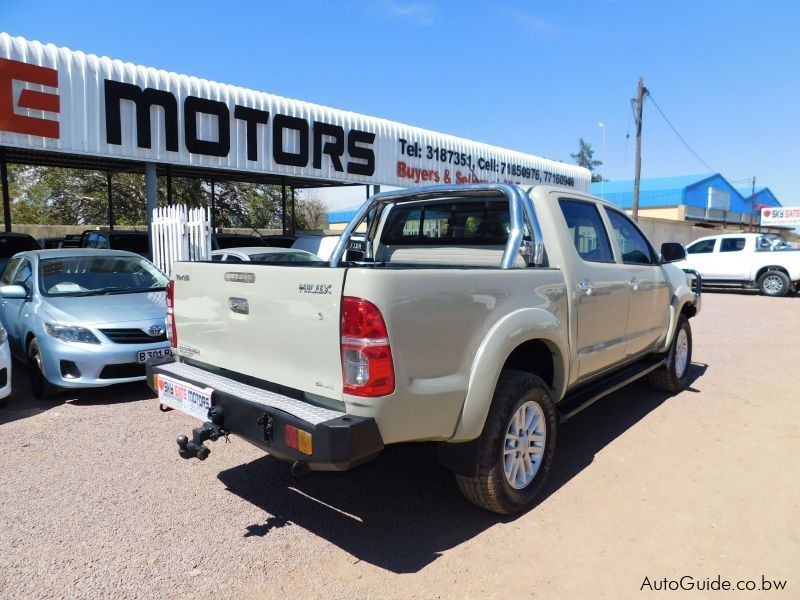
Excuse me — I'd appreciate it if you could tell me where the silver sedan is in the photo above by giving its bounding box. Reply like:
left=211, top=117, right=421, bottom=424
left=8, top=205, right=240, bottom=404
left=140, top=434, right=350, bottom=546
left=210, top=246, right=325, bottom=263
left=0, top=249, right=171, bottom=398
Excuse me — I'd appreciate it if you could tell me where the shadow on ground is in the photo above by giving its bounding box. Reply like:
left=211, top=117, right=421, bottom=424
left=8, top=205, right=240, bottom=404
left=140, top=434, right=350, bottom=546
left=701, top=288, right=799, bottom=298
left=217, top=363, right=708, bottom=573
left=0, top=358, right=154, bottom=426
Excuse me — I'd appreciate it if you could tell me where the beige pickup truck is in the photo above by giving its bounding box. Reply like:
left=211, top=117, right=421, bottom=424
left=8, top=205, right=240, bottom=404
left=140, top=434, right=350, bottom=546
left=148, top=183, right=700, bottom=514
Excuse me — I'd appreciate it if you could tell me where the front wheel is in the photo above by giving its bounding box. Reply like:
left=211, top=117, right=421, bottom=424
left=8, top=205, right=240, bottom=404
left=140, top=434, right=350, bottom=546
left=27, top=338, right=59, bottom=400
left=648, top=315, right=692, bottom=393
left=455, top=371, right=558, bottom=514
left=758, top=270, right=790, bottom=297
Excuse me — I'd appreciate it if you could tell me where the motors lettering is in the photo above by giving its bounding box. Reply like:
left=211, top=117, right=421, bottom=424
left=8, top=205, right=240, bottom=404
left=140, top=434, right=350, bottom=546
left=104, top=80, right=375, bottom=175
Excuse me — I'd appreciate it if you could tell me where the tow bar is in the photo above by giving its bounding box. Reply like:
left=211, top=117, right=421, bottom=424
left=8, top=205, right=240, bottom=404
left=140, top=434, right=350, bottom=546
left=176, top=406, right=226, bottom=460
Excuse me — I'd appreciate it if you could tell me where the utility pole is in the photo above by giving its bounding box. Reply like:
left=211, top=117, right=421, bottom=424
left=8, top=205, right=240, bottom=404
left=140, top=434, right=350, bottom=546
left=632, top=77, right=646, bottom=223
left=749, top=175, right=756, bottom=232
left=598, top=122, right=606, bottom=198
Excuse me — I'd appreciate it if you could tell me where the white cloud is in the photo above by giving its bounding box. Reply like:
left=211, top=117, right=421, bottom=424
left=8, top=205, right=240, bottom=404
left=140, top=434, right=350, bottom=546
left=505, top=8, right=556, bottom=33
left=378, top=1, right=438, bottom=27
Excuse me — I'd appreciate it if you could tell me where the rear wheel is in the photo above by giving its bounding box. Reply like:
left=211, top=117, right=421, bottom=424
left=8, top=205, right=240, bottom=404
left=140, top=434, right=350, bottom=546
left=758, top=270, right=790, bottom=297
left=648, top=316, right=692, bottom=393
left=27, top=338, right=58, bottom=400
left=455, top=371, right=557, bottom=514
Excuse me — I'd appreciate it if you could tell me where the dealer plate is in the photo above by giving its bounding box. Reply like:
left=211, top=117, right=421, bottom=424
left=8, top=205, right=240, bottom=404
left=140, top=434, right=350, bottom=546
left=137, top=348, right=173, bottom=363
left=157, top=375, right=213, bottom=422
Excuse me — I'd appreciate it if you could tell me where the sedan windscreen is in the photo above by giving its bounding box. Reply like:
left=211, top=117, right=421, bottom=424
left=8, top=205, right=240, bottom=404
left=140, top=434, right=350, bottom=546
left=248, top=251, right=323, bottom=262
left=39, top=256, right=168, bottom=296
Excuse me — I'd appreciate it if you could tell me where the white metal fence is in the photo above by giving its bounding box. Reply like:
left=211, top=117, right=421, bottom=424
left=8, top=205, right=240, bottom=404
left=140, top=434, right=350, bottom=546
left=151, top=205, right=212, bottom=275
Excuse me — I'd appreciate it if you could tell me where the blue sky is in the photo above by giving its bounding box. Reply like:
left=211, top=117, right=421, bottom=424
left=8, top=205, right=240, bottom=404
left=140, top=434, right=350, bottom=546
left=4, top=0, right=799, bottom=211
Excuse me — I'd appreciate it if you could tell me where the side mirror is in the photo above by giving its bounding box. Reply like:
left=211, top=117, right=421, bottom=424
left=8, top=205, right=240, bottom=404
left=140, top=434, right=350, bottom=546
left=0, top=284, right=28, bottom=299
left=661, top=242, right=686, bottom=263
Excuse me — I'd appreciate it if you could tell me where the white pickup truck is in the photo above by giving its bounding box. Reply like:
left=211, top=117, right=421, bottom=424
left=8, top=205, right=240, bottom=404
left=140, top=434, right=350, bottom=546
left=148, top=183, right=700, bottom=514
left=679, top=233, right=800, bottom=296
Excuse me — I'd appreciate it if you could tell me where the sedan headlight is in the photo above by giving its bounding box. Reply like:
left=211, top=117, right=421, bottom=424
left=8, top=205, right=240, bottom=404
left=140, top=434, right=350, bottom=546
left=0, top=326, right=7, bottom=345
left=45, top=323, right=101, bottom=344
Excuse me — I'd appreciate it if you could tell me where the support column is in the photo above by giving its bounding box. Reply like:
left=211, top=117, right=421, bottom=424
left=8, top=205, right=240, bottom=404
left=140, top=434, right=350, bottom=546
left=290, top=187, right=296, bottom=235
left=106, top=171, right=115, bottom=231
left=0, top=151, right=11, bottom=232
left=166, top=164, right=173, bottom=206
left=281, top=180, right=287, bottom=235
left=210, top=181, right=216, bottom=231
left=145, top=162, right=158, bottom=247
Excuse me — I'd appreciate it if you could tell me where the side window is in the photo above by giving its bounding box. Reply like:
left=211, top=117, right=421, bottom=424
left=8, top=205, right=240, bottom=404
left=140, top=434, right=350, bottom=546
left=12, top=259, right=33, bottom=290
left=211, top=255, right=223, bottom=262
left=720, top=238, right=746, bottom=253
left=558, top=199, right=614, bottom=263
left=85, top=233, right=97, bottom=248
left=605, top=209, right=656, bottom=265
left=226, top=255, right=244, bottom=262
left=1, top=257, right=21, bottom=284
left=686, top=239, right=715, bottom=255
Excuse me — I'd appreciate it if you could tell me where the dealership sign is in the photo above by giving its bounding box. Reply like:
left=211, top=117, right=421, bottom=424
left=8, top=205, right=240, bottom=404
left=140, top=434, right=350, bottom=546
left=0, top=33, right=589, bottom=191
left=761, top=207, right=800, bottom=227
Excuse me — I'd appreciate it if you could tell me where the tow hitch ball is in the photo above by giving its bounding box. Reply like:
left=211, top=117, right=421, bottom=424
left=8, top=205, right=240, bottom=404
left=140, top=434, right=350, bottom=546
left=176, top=407, right=225, bottom=460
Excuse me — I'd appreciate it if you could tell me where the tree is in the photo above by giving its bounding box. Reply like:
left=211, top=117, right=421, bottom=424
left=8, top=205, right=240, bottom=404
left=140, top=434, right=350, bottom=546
left=571, top=138, right=603, bottom=182
left=296, top=193, right=329, bottom=230
left=4, top=165, right=303, bottom=230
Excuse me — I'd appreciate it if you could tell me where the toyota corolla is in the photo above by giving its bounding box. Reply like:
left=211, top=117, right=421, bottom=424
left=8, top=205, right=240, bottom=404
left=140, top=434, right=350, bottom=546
left=0, top=250, right=170, bottom=398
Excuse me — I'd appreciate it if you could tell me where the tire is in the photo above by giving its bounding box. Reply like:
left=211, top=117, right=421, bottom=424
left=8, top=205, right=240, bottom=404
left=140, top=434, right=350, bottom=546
left=27, top=337, right=58, bottom=400
left=455, top=370, right=558, bottom=514
left=757, top=270, right=790, bottom=297
left=648, top=315, right=692, bottom=393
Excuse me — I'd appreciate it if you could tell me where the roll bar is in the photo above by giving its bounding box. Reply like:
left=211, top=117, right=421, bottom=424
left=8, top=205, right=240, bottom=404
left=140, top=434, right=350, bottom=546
left=328, top=183, right=545, bottom=269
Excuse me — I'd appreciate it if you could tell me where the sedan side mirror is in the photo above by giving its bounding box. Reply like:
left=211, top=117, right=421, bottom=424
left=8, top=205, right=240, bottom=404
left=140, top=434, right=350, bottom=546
left=0, top=284, right=29, bottom=300
left=660, top=242, right=686, bottom=263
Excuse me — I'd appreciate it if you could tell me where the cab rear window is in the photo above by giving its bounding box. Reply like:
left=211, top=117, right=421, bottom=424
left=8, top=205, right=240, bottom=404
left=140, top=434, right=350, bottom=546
left=381, top=198, right=511, bottom=246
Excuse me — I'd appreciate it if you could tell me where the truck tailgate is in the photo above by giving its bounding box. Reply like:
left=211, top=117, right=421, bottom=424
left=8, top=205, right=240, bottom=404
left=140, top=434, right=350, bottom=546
left=171, top=261, right=346, bottom=400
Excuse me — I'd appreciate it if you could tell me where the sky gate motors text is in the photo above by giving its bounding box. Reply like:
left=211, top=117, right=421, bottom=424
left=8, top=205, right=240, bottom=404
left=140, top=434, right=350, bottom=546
left=103, top=80, right=376, bottom=175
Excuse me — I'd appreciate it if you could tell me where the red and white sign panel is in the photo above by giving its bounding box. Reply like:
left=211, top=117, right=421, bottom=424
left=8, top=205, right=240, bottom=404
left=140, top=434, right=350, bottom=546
left=0, top=32, right=590, bottom=192
left=761, top=207, right=800, bottom=227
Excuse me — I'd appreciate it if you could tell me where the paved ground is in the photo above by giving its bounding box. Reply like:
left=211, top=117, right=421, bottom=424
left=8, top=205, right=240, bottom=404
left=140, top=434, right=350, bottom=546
left=0, top=292, right=797, bottom=599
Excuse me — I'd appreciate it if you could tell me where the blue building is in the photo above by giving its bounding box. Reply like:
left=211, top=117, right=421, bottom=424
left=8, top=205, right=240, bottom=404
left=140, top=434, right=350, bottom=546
left=327, top=174, right=784, bottom=230
left=591, top=173, right=781, bottom=226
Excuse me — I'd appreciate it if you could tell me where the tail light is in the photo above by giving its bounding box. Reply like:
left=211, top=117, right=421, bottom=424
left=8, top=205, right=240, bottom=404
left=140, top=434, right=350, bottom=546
left=166, top=280, right=177, bottom=349
left=341, top=296, right=394, bottom=397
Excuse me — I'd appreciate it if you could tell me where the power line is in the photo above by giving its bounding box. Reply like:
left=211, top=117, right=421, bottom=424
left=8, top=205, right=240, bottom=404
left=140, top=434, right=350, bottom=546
left=646, top=92, right=716, bottom=173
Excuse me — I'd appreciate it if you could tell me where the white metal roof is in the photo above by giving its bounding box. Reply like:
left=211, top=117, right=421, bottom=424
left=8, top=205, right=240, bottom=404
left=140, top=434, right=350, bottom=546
left=0, top=33, right=590, bottom=192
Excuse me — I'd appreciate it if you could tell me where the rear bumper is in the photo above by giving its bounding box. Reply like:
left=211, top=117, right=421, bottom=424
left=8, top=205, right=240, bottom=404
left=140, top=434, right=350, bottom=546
left=147, top=358, right=384, bottom=470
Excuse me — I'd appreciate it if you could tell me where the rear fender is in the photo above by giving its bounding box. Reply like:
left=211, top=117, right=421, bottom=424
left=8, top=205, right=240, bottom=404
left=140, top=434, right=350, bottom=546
left=449, top=308, right=568, bottom=442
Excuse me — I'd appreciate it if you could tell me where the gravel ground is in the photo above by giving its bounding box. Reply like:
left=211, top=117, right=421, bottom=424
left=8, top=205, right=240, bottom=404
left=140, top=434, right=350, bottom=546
left=0, top=291, right=798, bottom=599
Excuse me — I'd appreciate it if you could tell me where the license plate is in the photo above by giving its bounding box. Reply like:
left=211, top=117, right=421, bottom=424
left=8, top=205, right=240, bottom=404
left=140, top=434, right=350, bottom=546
left=137, top=348, right=173, bottom=363
left=157, top=375, right=213, bottom=422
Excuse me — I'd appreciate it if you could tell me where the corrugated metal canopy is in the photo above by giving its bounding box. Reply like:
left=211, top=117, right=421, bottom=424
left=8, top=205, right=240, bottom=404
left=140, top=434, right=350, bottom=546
left=1, top=146, right=357, bottom=188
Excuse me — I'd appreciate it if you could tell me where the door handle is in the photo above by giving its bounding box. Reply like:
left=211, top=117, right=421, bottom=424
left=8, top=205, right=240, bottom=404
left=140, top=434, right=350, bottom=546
left=578, top=280, right=595, bottom=294
left=628, top=278, right=641, bottom=289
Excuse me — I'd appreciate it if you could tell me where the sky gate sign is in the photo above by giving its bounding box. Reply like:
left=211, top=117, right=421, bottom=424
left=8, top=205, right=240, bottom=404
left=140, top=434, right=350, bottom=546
left=0, top=33, right=589, bottom=192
